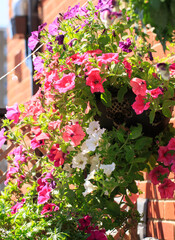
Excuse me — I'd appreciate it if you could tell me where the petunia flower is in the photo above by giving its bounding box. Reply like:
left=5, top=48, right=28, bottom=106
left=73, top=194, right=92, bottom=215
left=149, top=166, right=170, bottom=185
left=63, top=123, right=86, bottom=147
left=86, top=68, right=106, bottom=93
left=0, top=128, right=6, bottom=148
left=6, top=103, right=20, bottom=124
left=33, top=56, right=44, bottom=73
left=119, top=38, right=132, bottom=53
left=28, top=31, right=39, bottom=50
left=132, top=95, right=150, bottom=115
left=157, top=63, right=170, bottom=80
left=53, top=73, right=75, bottom=93
left=158, top=179, right=175, bottom=199
left=130, top=78, right=147, bottom=96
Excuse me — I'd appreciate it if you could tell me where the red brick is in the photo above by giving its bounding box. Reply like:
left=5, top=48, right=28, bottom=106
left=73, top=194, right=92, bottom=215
left=147, top=220, right=175, bottom=240
left=164, top=201, right=175, bottom=220
left=147, top=201, right=164, bottom=219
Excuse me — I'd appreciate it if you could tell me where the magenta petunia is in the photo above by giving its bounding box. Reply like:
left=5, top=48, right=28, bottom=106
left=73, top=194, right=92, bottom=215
left=158, top=179, right=175, bottom=199
left=97, top=53, right=119, bottom=66
left=6, top=103, right=20, bottom=124
left=53, top=73, right=75, bottom=93
left=149, top=166, right=170, bottom=185
left=11, top=198, right=26, bottom=215
left=0, top=128, right=6, bottom=148
left=131, top=95, right=150, bottom=115
left=38, top=185, right=52, bottom=204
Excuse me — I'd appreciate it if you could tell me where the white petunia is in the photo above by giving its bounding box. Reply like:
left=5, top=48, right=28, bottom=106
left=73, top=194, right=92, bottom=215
left=85, top=133, right=102, bottom=151
left=100, top=162, right=116, bottom=177
left=85, top=169, right=96, bottom=181
left=72, top=153, right=88, bottom=170
left=81, top=141, right=90, bottom=154
left=86, top=121, right=100, bottom=135
left=82, top=180, right=98, bottom=196
left=89, top=154, right=100, bottom=172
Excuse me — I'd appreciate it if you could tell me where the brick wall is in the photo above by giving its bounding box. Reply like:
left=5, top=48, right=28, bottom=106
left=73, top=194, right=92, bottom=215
left=7, top=1, right=175, bottom=239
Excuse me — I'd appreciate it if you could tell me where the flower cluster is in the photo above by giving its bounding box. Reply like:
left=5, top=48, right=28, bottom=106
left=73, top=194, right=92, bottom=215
left=1, top=0, right=175, bottom=239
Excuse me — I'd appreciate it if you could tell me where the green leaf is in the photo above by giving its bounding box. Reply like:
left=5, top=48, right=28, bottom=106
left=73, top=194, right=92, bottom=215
left=162, top=100, right=175, bottom=118
left=149, top=110, right=155, bottom=124
left=128, top=181, right=138, bottom=194
left=105, top=200, right=120, bottom=217
left=135, top=137, right=152, bottom=150
left=98, top=35, right=110, bottom=47
left=116, top=128, right=125, bottom=143
left=133, top=157, right=146, bottom=163
left=100, top=89, right=112, bottom=107
left=117, top=85, right=128, bottom=103
left=124, top=145, right=135, bottom=162
left=129, top=124, right=142, bottom=139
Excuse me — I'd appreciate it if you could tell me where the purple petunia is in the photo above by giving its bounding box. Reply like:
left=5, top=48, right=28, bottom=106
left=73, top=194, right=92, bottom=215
left=48, top=18, right=60, bottom=36
left=33, top=56, right=44, bottom=73
left=119, top=38, right=132, bottom=53
left=28, top=31, right=39, bottom=51
left=63, top=4, right=80, bottom=19
left=56, top=35, right=64, bottom=45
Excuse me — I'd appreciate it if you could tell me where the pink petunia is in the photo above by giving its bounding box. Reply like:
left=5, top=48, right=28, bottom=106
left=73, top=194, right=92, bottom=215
left=146, top=87, right=163, bottom=99
left=6, top=103, right=20, bottom=124
left=0, top=128, right=6, bottom=148
left=38, top=185, right=52, bottom=204
left=149, top=166, right=170, bottom=185
left=158, top=179, right=175, bottom=199
left=63, top=123, right=85, bottom=147
left=41, top=203, right=59, bottom=215
left=123, top=59, right=132, bottom=78
left=97, top=53, right=119, bottom=66
left=11, top=198, right=26, bottom=215
left=130, top=78, right=147, bottom=96
left=86, top=68, right=106, bottom=94
left=54, top=73, right=75, bottom=93
left=131, top=95, right=150, bottom=115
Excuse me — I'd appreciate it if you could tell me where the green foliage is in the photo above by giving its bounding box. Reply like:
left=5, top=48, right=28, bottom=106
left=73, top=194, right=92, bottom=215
left=127, top=0, right=175, bottom=50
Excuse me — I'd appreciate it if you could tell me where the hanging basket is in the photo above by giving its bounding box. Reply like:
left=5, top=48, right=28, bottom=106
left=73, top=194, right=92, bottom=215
left=95, top=87, right=169, bottom=137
